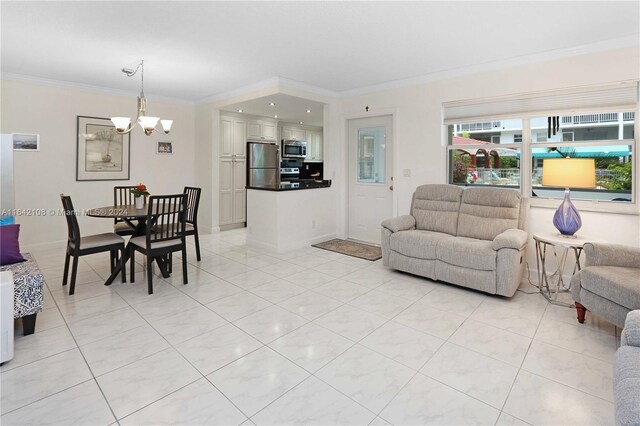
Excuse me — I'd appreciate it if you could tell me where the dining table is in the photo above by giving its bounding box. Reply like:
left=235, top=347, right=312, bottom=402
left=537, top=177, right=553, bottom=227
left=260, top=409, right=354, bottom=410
left=86, top=203, right=177, bottom=286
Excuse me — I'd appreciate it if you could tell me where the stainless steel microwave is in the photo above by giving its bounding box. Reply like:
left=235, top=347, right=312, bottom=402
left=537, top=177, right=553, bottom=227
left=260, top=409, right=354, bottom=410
left=281, top=140, right=307, bottom=158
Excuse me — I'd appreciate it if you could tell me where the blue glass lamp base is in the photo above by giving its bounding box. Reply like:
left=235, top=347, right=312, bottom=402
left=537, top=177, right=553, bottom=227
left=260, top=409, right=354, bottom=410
left=553, top=190, right=582, bottom=236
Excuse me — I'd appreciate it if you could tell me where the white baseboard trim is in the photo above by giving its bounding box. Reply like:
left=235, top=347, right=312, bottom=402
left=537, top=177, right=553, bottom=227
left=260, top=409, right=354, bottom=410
left=247, top=233, right=337, bottom=254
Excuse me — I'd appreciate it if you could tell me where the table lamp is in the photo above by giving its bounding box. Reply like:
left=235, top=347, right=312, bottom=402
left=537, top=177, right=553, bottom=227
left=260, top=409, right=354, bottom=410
left=542, top=158, right=596, bottom=236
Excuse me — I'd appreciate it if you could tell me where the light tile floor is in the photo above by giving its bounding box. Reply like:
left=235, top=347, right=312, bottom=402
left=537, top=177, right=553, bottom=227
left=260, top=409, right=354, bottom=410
left=0, top=229, right=619, bottom=425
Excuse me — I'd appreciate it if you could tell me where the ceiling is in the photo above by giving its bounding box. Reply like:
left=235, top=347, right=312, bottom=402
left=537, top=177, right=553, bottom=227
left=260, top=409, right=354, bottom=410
left=1, top=1, right=638, bottom=104
left=222, top=94, right=325, bottom=127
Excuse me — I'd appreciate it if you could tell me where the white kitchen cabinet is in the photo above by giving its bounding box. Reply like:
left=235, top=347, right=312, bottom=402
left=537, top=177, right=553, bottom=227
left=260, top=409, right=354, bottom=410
left=220, top=116, right=246, bottom=157
left=219, top=157, right=246, bottom=226
left=306, top=130, right=323, bottom=161
left=247, top=120, right=277, bottom=141
left=282, top=126, right=306, bottom=141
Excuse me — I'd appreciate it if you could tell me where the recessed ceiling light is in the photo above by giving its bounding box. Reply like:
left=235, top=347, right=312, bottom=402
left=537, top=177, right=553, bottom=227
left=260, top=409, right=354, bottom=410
left=269, top=102, right=275, bottom=106
left=237, top=109, right=243, bottom=113
left=306, top=109, right=311, bottom=113
left=299, top=121, right=304, bottom=124
left=274, top=115, right=278, bottom=118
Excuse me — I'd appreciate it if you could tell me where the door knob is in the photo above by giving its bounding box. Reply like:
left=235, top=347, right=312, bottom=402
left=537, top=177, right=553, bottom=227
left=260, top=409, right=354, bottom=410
left=389, top=184, right=393, bottom=191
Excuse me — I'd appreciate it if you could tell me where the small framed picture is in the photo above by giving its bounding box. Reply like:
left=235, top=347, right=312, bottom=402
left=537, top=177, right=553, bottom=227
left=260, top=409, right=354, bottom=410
left=12, top=133, right=39, bottom=151
left=157, top=141, right=173, bottom=155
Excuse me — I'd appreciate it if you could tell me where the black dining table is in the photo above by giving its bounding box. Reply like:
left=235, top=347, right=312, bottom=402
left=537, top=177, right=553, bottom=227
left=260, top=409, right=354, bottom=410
left=87, top=203, right=177, bottom=285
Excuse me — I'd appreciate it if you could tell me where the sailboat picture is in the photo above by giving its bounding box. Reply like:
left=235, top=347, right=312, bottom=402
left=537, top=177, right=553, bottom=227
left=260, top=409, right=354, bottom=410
left=77, top=116, right=130, bottom=181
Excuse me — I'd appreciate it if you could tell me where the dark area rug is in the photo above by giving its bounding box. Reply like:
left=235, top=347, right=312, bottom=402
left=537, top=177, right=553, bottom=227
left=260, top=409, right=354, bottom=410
left=312, top=239, right=382, bottom=261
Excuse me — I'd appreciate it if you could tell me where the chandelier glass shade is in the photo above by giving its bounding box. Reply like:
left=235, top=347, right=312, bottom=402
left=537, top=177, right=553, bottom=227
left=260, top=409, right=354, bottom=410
left=110, top=60, right=173, bottom=136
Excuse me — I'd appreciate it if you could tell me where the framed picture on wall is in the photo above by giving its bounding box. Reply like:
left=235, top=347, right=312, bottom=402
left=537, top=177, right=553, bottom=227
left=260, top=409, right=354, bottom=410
left=76, top=116, right=130, bottom=181
left=157, top=141, right=173, bottom=155
left=12, top=133, right=39, bottom=151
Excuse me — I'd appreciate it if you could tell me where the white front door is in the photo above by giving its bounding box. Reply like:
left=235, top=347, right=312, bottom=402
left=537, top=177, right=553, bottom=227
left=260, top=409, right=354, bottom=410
left=347, top=116, right=393, bottom=244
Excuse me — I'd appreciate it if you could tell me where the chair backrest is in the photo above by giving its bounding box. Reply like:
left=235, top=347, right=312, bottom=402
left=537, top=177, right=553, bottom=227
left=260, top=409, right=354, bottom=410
left=183, top=186, right=201, bottom=226
left=114, top=186, right=138, bottom=224
left=145, top=194, right=186, bottom=245
left=60, top=194, right=81, bottom=247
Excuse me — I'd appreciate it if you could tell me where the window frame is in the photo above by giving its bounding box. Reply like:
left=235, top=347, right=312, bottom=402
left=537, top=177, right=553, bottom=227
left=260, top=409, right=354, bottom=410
left=444, top=105, right=639, bottom=215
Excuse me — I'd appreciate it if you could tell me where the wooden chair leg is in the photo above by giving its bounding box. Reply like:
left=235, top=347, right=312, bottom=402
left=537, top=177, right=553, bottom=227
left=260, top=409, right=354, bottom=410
left=62, top=252, right=70, bottom=287
left=69, top=255, right=79, bottom=295
left=146, top=256, right=154, bottom=294
left=182, top=246, right=188, bottom=285
left=575, top=302, right=586, bottom=324
left=120, top=247, right=126, bottom=283
left=130, top=248, right=136, bottom=283
left=194, top=231, right=201, bottom=262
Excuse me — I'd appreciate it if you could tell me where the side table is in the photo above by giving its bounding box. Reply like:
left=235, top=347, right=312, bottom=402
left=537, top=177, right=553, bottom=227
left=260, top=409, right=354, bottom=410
left=533, top=232, right=592, bottom=307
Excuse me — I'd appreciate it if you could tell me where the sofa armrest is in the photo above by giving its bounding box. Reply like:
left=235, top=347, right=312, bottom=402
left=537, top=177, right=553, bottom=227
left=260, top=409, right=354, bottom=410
left=621, top=310, right=640, bottom=347
left=492, top=229, right=528, bottom=251
left=585, top=243, right=640, bottom=269
left=381, top=215, right=416, bottom=233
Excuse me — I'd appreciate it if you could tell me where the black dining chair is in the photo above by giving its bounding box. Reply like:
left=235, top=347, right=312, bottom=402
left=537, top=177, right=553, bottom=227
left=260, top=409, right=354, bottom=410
left=113, top=186, right=139, bottom=236
left=183, top=186, right=202, bottom=261
left=129, top=194, right=188, bottom=294
left=60, top=194, right=126, bottom=295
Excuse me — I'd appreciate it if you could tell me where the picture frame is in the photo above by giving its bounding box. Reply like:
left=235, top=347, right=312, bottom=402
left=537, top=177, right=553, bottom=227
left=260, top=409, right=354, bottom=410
left=12, top=133, right=39, bottom=151
left=157, top=141, right=173, bottom=155
left=76, top=116, right=130, bottom=181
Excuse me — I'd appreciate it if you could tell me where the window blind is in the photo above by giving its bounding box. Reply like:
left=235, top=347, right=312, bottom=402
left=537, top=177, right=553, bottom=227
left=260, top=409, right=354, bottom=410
left=443, top=82, right=639, bottom=123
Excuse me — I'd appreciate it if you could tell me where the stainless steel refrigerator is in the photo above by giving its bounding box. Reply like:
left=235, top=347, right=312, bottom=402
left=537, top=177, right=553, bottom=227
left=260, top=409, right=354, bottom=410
left=247, top=142, right=279, bottom=187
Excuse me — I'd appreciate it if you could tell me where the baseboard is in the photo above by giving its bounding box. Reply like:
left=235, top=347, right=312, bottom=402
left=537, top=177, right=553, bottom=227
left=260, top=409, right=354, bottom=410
left=246, top=233, right=337, bottom=254
left=220, top=223, right=246, bottom=232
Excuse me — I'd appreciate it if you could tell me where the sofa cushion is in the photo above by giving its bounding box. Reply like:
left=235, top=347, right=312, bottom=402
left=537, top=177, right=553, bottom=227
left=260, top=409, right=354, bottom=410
left=436, top=236, right=497, bottom=271
left=389, top=230, right=450, bottom=259
left=581, top=266, right=640, bottom=311
left=457, top=187, right=522, bottom=241
left=613, top=346, right=640, bottom=426
left=411, top=184, right=463, bottom=236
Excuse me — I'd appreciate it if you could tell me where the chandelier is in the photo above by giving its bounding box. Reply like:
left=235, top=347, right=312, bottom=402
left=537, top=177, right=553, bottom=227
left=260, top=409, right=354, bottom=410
left=110, top=60, right=173, bottom=136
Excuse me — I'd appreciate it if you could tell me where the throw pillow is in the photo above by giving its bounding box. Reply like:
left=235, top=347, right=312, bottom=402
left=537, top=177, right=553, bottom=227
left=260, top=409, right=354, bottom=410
left=0, top=224, right=26, bottom=266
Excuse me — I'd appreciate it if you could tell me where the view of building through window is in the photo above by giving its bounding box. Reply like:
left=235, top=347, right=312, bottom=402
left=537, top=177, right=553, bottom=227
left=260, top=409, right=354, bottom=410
left=448, top=112, right=635, bottom=202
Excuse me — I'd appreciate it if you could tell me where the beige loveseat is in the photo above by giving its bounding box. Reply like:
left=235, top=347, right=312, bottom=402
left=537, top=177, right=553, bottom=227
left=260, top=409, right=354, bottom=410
left=381, top=184, right=529, bottom=297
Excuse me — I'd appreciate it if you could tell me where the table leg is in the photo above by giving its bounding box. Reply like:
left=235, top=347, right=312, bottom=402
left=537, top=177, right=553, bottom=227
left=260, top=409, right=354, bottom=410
left=536, top=241, right=573, bottom=307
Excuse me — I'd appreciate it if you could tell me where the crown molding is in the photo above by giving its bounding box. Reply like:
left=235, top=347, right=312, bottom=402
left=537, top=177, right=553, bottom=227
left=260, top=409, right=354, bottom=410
left=196, top=77, right=282, bottom=105
left=196, top=76, right=338, bottom=106
left=0, top=72, right=194, bottom=106
left=337, top=35, right=640, bottom=98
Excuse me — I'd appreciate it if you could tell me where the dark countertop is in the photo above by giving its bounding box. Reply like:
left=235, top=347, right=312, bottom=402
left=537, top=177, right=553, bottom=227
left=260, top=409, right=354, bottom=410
left=247, top=180, right=332, bottom=192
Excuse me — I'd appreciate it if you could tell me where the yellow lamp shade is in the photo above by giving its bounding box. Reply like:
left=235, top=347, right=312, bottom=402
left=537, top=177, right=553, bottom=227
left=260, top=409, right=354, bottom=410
left=542, top=158, right=596, bottom=189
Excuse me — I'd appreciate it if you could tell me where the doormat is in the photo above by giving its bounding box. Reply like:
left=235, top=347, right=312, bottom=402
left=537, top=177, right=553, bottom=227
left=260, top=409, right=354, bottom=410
left=312, top=239, right=382, bottom=261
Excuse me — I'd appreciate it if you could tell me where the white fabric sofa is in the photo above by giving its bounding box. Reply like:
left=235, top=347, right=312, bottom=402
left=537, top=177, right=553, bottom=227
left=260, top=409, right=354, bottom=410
left=381, top=184, right=529, bottom=297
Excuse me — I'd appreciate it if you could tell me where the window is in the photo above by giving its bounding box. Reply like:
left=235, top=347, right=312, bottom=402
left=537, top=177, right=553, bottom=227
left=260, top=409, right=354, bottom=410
left=444, top=83, right=638, bottom=207
left=447, top=120, right=522, bottom=187
left=530, top=112, right=634, bottom=202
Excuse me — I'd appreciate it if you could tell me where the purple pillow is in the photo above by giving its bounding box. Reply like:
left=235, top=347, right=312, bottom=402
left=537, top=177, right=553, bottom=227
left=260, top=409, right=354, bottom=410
left=0, top=224, right=26, bottom=266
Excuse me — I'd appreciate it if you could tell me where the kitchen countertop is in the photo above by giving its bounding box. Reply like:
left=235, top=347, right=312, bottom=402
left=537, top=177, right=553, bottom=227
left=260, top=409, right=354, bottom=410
left=247, top=180, right=332, bottom=191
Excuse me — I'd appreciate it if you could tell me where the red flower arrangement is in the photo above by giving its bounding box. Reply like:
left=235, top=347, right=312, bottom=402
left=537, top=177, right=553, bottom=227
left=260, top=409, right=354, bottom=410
left=130, top=183, right=150, bottom=197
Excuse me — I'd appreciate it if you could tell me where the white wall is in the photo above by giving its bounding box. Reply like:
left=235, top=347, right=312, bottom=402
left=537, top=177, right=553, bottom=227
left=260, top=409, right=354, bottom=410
left=334, top=46, right=640, bottom=268
left=0, top=79, right=196, bottom=249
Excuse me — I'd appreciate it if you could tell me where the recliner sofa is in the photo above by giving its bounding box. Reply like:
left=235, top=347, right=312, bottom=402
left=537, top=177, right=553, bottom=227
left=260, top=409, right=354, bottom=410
left=381, top=184, right=529, bottom=297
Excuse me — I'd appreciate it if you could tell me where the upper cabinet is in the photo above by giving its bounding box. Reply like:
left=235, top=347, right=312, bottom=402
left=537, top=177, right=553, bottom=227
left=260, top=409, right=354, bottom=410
left=306, top=130, right=323, bottom=161
left=279, top=123, right=323, bottom=162
left=220, top=116, right=246, bottom=157
left=247, top=120, right=277, bottom=141
left=281, top=126, right=306, bottom=141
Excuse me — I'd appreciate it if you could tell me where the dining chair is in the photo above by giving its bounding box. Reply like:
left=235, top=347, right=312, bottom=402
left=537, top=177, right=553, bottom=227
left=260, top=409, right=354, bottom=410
left=60, top=194, right=126, bottom=295
left=113, top=186, right=139, bottom=236
left=183, top=186, right=202, bottom=261
left=129, top=194, right=188, bottom=294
